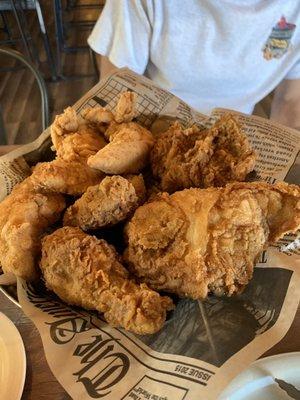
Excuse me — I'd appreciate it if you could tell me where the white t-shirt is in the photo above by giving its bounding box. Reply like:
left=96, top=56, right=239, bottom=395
left=88, top=0, right=300, bottom=115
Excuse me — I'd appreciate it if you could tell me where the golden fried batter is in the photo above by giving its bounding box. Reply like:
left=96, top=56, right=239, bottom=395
left=55, top=124, right=107, bottom=162
left=51, top=106, right=79, bottom=150
left=124, top=182, right=300, bottom=299
left=40, top=227, right=173, bottom=334
left=81, top=106, right=114, bottom=134
left=151, top=114, right=256, bottom=193
left=88, top=122, right=154, bottom=174
left=115, top=91, right=137, bottom=123
left=51, top=107, right=107, bottom=160
left=31, top=159, right=104, bottom=196
left=0, top=177, right=65, bottom=281
left=63, top=175, right=146, bottom=230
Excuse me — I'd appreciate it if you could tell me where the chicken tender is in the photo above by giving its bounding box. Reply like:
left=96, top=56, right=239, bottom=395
left=40, top=227, right=173, bottom=334
left=88, top=122, right=154, bottom=174
left=0, top=177, right=65, bottom=281
left=63, top=175, right=146, bottom=230
left=151, top=114, right=256, bottom=192
left=31, top=159, right=104, bottom=196
left=124, top=182, right=300, bottom=299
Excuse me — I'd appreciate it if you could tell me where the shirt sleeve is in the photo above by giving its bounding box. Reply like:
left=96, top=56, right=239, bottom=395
left=285, top=57, right=300, bottom=79
left=88, top=0, right=152, bottom=75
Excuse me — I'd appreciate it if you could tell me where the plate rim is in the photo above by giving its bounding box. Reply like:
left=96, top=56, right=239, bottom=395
left=0, top=285, right=20, bottom=307
left=220, top=351, right=300, bottom=399
left=0, top=311, right=26, bottom=400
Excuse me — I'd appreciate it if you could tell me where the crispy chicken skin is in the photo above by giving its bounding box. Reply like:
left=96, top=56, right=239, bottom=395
left=31, top=107, right=107, bottom=195
left=151, top=114, right=256, bottom=193
left=63, top=175, right=146, bottom=230
left=51, top=106, right=79, bottom=150
left=55, top=124, right=107, bottom=162
left=124, top=182, right=300, bottom=300
left=51, top=107, right=107, bottom=162
left=88, top=122, right=154, bottom=174
left=31, top=159, right=104, bottom=196
left=114, top=91, right=137, bottom=123
left=81, top=106, right=114, bottom=126
left=0, top=177, right=65, bottom=281
left=40, top=227, right=173, bottom=334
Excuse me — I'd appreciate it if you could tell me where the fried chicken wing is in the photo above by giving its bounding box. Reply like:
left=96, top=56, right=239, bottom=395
left=40, top=227, right=173, bottom=334
left=63, top=175, right=146, bottom=230
left=88, top=122, right=154, bottom=174
left=124, top=182, right=300, bottom=299
left=31, top=159, right=104, bottom=196
left=0, top=177, right=65, bottom=281
left=151, top=114, right=256, bottom=193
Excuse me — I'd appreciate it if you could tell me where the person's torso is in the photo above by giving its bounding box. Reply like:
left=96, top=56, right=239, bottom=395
left=144, top=0, right=300, bottom=114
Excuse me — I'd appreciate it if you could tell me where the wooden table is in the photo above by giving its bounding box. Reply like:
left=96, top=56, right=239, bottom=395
left=0, top=145, right=299, bottom=398
left=0, top=291, right=70, bottom=399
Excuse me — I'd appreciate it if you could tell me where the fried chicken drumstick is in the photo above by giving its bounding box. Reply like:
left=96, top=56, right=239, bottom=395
left=40, top=227, right=173, bottom=334
left=124, top=182, right=300, bottom=300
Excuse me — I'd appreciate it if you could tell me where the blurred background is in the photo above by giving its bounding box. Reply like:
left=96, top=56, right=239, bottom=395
left=0, top=0, right=104, bottom=145
left=0, top=0, right=270, bottom=146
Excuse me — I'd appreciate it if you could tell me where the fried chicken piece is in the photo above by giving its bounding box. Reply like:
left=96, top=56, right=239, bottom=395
left=55, top=124, right=107, bottom=162
left=115, top=91, right=137, bottom=123
left=151, top=114, right=256, bottom=193
left=81, top=106, right=114, bottom=134
left=124, top=182, right=300, bottom=299
left=31, top=159, right=104, bottom=196
left=40, top=227, right=173, bottom=334
left=51, top=107, right=107, bottom=162
left=63, top=175, right=146, bottom=230
left=51, top=106, right=79, bottom=150
left=88, top=122, right=154, bottom=174
left=0, top=177, right=65, bottom=281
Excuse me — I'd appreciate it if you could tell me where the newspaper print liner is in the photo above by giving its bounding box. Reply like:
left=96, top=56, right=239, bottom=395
left=0, top=69, right=299, bottom=399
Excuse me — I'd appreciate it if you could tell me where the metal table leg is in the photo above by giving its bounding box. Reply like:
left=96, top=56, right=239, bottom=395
left=53, top=0, right=98, bottom=79
left=9, top=0, right=36, bottom=62
left=0, top=105, right=7, bottom=145
left=1, top=11, right=13, bottom=40
left=34, top=0, right=58, bottom=80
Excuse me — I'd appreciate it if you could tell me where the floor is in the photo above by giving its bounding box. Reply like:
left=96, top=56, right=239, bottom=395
left=0, top=1, right=272, bottom=145
left=0, top=1, right=102, bottom=144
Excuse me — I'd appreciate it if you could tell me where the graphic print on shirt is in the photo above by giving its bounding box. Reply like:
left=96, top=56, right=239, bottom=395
left=262, top=16, right=296, bottom=60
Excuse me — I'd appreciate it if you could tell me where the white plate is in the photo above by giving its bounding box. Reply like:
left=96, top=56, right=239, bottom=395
left=0, top=312, right=26, bottom=400
left=220, top=352, right=300, bottom=400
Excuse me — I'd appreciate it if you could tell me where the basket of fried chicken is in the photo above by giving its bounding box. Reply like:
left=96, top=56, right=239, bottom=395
left=0, top=91, right=299, bottom=335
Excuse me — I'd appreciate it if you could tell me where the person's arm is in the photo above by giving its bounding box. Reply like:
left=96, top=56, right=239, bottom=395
left=0, top=145, right=20, bottom=156
left=270, top=79, right=300, bottom=129
left=88, top=0, right=151, bottom=77
left=96, top=55, right=120, bottom=80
